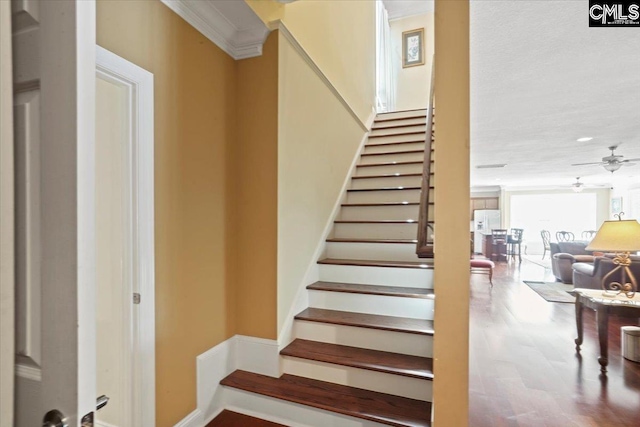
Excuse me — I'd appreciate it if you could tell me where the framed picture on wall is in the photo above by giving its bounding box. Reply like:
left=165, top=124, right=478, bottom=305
left=402, top=28, right=425, bottom=68
left=611, top=197, right=623, bottom=215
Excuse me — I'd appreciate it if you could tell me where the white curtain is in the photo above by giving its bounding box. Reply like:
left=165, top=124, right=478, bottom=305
left=376, top=0, right=396, bottom=113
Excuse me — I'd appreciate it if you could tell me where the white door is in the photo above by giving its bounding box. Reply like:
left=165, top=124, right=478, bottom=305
left=13, top=1, right=97, bottom=426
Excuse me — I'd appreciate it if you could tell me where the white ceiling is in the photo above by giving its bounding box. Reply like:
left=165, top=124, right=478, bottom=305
left=383, top=0, right=434, bottom=20
left=470, top=0, right=640, bottom=191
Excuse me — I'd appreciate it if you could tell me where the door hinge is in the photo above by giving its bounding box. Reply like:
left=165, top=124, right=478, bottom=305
left=133, top=293, right=141, bottom=304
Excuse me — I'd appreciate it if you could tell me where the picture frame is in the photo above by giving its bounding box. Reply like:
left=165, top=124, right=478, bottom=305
left=611, top=197, right=623, bottom=215
left=402, top=28, right=425, bottom=68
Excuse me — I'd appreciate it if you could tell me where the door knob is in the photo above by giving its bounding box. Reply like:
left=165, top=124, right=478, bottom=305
left=43, top=409, right=68, bottom=427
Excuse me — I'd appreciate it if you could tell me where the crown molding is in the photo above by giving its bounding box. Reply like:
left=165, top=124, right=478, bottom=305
left=160, top=0, right=269, bottom=60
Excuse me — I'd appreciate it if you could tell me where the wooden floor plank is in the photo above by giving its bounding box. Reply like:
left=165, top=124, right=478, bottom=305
left=206, top=410, right=286, bottom=427
left=280, top=339, right=434, bottom=380
left=294, top=308, right=434, bottom=335
left=306, top=281, right=434, bottom=299
left=221, top=370, right=431, bottom=427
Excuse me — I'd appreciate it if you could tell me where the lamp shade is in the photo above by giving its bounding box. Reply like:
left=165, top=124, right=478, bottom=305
left=586, top=219, right=640, bottom=252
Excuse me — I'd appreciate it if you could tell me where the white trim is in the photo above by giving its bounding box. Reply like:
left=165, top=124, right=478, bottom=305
left=160, top=0, right=269, bottom=60
left=14, top=364, right=40, bottom=382
left=273, top=20, right=369, bottom=132
left=236, top=335, right=280, bottom=377
left=95, top=421, right=119, bottom=427
left=174, top=409, right=203, bottom=427
left=96, top=46, right=156, bottom=427
left=277, top=109, right=376, bottom=346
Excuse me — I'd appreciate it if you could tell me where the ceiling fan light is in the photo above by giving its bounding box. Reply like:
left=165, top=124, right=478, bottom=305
left=604, top=162, right=622, bottom=173
left=572, top=184, right=584, bottom=193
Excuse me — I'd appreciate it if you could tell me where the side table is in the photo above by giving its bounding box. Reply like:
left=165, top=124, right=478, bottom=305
left=574, top=288, right=640, bottom=373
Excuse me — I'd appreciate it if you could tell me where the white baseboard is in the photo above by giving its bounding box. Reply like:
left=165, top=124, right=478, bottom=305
left=194, top=334, right=279, bottom=424
left=173, top=409, right=203, bottom=427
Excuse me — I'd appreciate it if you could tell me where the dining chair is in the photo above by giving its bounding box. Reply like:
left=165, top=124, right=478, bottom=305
left=556, top=231, right=575, bottom=242
left=491, top=229, right=508, bottom=262
left=541, top=230, right=551, bottom=260
left=581, top=230, right=597, bottom=240
left=507, top=228, right=524, bottom=263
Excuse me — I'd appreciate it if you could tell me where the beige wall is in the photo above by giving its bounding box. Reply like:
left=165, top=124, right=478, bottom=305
left=0, top=0, right=14, bottom=424
left=231, top=32, right=279, bottom=339
left=97, top=1, right=238, bottom=424
left=277, top=32, right=367, bottom=332
left=248, top=0, right=376, bottom=124
left=391, top=13, right=435, bottom=111
left=433, top=1, right=470, bottom=426
left=95, top=77, right=128, bottom=426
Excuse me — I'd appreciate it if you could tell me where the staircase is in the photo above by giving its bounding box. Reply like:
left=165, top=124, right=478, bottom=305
left=221, top=108, right=437, bottom=427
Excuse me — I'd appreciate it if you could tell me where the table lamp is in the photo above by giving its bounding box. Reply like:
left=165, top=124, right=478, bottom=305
left=586, top=213, right=640, bottom=298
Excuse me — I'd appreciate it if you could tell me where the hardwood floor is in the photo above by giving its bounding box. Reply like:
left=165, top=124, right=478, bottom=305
left=469, top=259, right=640, bottom=427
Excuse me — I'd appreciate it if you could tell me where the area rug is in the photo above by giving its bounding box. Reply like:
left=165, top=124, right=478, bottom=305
left=523, top=281, right=576, bottom=303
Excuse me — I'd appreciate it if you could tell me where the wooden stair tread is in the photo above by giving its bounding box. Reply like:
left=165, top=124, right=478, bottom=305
left=295, top=308, right=435, bottom=335
left=357, top=160, right=434, bottom=168
left=281, top=339, right=434, bottom=380
left=326, top=238, right=418, bottom=244
left=307, top=281, right=434, bottom=299
left=221, top=370, right=431, bottom=427
left=206, top=410, right=285, bottom=427
left=366, top=140, right=429, bottom=147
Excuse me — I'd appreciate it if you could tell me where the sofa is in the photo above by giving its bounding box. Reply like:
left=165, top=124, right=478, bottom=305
left=572, top=254, right=640, bottom=289
left=550, top=241, right=595, bottom=283
left=573, top=255, right=640, bottom=290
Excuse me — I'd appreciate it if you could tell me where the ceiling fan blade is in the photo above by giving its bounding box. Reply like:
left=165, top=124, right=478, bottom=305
left=571, top=162, right=603, bottom=166
left=622, top=158, right=640, bottom=162
left=623, top=162, right=636, bottom=167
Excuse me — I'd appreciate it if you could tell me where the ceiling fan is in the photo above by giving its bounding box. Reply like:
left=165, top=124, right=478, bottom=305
left=572, top=145, right=640, bottom=173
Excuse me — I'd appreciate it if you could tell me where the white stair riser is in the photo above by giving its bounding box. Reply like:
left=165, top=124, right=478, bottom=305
left=334, top=222, right=418, bottom=239
left=369, top=125, right=426, bottom=137
left=339, top=204, right=418, bottom=221
left=326, top=241, right=423, bottom=263
left=346, top=189, right=421, bottom=204
left=373, top=117, right=426, bottom=129
left=294, top=320, right=433, bottom=357
left=224, top=389, right=390, bottom=427
left=363, top=141, right=426, bottom=154
left=318, top=264, right=433, bottom=288
left=282, top=358, right=432, bottom=401
left=376, top=110, right=427, bottom=121
left=355, top=163, right=423, bottom=176
left=308, top=290, right=434, bottom=320
left=367, top=133, right=427, bottom=144
left=350, top=175, right=422, bottom=189
left=359, top=151, right=424, bottom=165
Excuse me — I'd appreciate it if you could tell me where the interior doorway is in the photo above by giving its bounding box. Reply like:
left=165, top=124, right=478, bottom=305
left=95, top=46, right=155, bottom=427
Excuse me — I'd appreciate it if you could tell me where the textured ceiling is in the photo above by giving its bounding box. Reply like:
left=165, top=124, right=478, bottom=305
left=383, top=0, right=434, bottom=20
left=470, top=0, right=640, bottom=190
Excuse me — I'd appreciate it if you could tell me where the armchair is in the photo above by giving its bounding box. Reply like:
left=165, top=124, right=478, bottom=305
left=550, top=241, right=596, bottom=283
left=573, top=255, right=640, bottom=290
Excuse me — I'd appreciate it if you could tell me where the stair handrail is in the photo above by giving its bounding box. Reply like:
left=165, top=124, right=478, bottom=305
left=416, top=57, right=436, bottom=258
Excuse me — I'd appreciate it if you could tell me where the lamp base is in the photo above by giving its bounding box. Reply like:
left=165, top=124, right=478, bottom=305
left=601, top=252, right=637, bottom=298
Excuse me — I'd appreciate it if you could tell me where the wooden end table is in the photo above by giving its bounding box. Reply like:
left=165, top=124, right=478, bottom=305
left=574, top=288, right=640, bottom=374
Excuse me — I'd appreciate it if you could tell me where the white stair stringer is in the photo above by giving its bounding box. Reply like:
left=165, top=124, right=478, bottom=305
left=318, top=263, right=433, bottom=288
left=281, top=357, right=432, bottom=401
left=293, top=320, right=433, bottom=358
left=308, top=290, right=434, bottom=320
left=224, top=388, right=391, bottom=427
